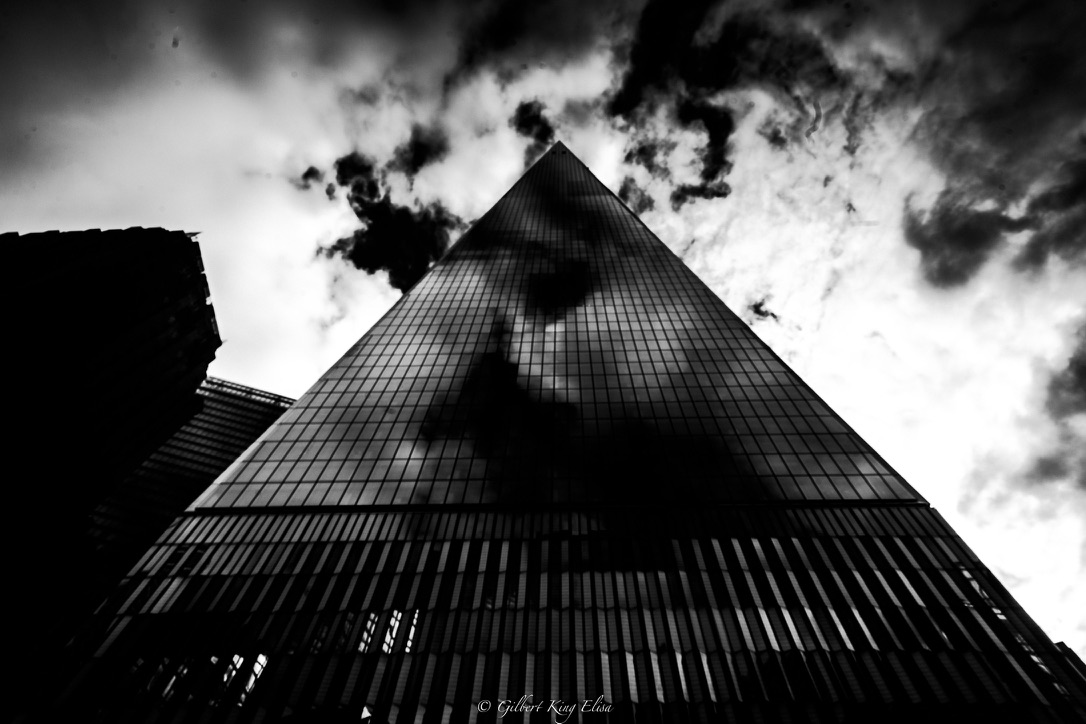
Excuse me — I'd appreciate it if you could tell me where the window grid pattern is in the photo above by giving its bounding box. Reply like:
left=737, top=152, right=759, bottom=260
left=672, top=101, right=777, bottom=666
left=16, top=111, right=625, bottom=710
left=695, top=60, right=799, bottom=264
left=193, top=143, right=919, bottom=509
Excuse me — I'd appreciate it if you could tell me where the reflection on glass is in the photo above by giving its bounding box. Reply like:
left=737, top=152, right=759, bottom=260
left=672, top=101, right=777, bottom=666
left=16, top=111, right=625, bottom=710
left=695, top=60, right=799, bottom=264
left=238, top=654, right=268, bottom=705
left=222, top=654, right=244, bottom=689
left=405, top=610, right=419, bottom=653
left=359, top=612, right=378, bottom=653
left=383, top=610, right=402, bottom=654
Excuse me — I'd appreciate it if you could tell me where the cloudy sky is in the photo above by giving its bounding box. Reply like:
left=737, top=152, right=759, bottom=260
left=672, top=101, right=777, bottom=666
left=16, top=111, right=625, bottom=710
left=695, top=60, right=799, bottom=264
left=3, top=0, right=1084, bottom=657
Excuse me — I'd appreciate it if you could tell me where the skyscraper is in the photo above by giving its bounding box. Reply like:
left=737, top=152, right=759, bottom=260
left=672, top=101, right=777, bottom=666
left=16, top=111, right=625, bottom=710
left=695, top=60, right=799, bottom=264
left=87, top=377, right=295, bottom=613
left=9, top=228, right=223, bottom=490
left=6, top=227, right=223, bottom=707
left=49, top=144, right=1085, bottom=722
left=6, top=229, right=302, bottom=720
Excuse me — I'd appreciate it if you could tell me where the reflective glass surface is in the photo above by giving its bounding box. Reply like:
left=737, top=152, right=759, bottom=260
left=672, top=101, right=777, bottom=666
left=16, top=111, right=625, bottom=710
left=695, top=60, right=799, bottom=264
left=196, top=144, right=919, bottom=511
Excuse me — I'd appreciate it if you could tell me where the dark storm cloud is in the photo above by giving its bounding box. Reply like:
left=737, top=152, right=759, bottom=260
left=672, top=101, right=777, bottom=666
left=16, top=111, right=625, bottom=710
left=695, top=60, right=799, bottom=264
left=342, top=85, right=382, bottom=106
left=8, top=0, right=1083, bottom=291
left=901, top=0, right=1086, bottom=191
left=607, top=0, right=719, bottom=118
left=333, top=152, right=381, bottom=200
left=623, top=139, right=672, bottom=178
left=559, top=98, right=601, bottom=127
left=0, top=0, right=459, bottom=174
left=609, top=2, right=845, bottom=113
left=448, top=0, right=640, bottom=86
left=0, top=0, right=152, bottom=170
left=607, top=1, right=736, bottom=200
left=670, top=182, right=731, bottom=211
left=805, top=99, right=822, bottom=138
left=610, top=4, right=737, bottom=195
left=618, top=176, right=655, bottom=216
left=290, top=166, right=324, bottom=191
left=510, top=100, right=556, bottom=168
left=1046, top=324, right=1086, bottom=420
left=1016, top=154, right=1086, bottom=271
left=388, top=124, right=451, bottom=178
left=0, top=0, right=435, bottom=95
left=677, top=98, right=734, bottom=183
left=1026, top=454, right=1070, bottom=484
left=1027, top=323, right=1086, bottom=488
left=904, top=148, right=1085, bottom=288
left=1028, top=156, right=1086, bottom=217
left=682, top=15, right=843, bottom=94
left=759, top=124, right=788, bottom=150
left=177, top=0, right=454, bottom=80
left=749, top=299, right=780, bottom=322
left=842, top=94, right=867, bottom=157
left=829, top=0, right=1086, bottom=280
left=610, top=3, right=843, bottom=205
left=0, top=0, right=632, bottom=171
left=606, top=0, right=1085, bottom=283
left=903, top=189, right=1034, bottom=288
left=318, top=151, right=462, bottom=293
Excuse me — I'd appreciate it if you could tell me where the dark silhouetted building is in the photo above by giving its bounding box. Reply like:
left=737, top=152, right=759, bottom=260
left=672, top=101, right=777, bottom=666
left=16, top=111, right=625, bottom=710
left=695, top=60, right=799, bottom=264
left=4, top=228, right=291, bottom=714
left=45, top=148, right=1086, bottom=721
left=7, top=228, right=221, bottom=686
left=8, top=228, right=223, bottom=489
left=88, top=376, right=294, bottom=607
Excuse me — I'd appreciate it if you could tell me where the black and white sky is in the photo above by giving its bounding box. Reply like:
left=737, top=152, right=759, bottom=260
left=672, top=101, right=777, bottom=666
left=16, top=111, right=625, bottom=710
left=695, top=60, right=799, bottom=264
left=3, top=0, right=1084, bottom=656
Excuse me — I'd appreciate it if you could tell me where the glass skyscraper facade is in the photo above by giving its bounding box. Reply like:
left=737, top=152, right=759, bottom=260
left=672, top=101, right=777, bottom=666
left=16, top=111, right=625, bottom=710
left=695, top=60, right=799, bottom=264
left=87, top=377, right=295, bottom=610
left=48, top=145, right=1085, bottom=722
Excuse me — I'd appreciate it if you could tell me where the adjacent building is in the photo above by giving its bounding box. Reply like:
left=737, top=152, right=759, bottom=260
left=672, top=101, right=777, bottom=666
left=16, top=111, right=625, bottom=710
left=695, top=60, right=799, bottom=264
left=5, top=228, right=291, bottom=715
left=45, top=148, right=1086, bottom=721
left=8, top=227, right=222, bottom=497
left=87, top=377, right=294, bottom=605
